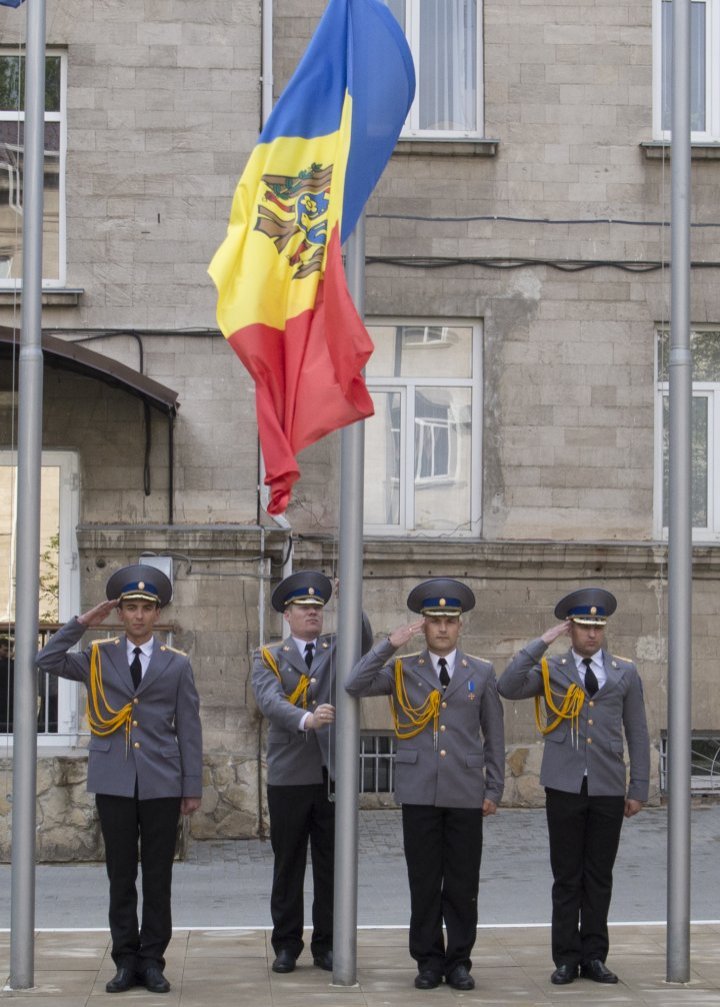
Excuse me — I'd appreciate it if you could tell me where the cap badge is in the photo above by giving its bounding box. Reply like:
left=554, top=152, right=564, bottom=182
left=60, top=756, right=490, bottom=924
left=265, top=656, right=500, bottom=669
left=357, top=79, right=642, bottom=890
left=309, top=587, right=315, bottom=596
left=138, top=581, right=145, bottom=590
left=439, top=598, right=446, bottom=607
left=590, top=606, right=597, bottom=615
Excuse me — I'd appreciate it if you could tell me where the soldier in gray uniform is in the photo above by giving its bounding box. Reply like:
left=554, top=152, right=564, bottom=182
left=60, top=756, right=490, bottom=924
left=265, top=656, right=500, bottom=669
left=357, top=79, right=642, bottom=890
left=346, top=578, right=505, bottom=993
left=36, top=564, right=203, bottom=995
left=498, top=588, right=649, bottom=987
left=251, top=570, right=371, bottom=975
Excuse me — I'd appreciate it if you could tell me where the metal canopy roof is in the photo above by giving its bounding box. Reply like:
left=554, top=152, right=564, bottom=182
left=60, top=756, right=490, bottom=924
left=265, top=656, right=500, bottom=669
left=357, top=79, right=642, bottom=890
left=0, top=328, right=179, bottom=416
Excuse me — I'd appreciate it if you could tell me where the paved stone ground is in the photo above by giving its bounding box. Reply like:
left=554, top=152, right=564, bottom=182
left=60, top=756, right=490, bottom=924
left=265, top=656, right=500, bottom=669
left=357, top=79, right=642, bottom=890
left=2, top=807, right=720, bottom=1004
left=2, top=924, right=720, bottom=1005
left=2, top=805, right=720, bottom=929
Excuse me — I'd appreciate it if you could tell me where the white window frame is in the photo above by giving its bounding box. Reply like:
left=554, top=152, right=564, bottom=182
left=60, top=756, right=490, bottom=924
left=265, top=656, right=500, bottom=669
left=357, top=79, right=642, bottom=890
left=654, top=328, right=720, bottom=540
left=0, top=47, right=68, bottom=287
left=387, top=0, right=484, bottom=140
left=364, top=319, right=482, bottom=537
left=652, top=0, right=720, bottom=142
left=1, top=450, right=80, bottom=745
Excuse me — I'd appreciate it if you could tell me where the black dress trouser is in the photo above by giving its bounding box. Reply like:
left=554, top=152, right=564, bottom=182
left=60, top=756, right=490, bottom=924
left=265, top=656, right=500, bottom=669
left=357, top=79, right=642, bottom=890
left=402, top=803, right=484, bottom=976
left=95, top=793, right=181, bottom=972
left=266, top=775, right=335, bottom=958
left=545, top=780, right=625, bottom=968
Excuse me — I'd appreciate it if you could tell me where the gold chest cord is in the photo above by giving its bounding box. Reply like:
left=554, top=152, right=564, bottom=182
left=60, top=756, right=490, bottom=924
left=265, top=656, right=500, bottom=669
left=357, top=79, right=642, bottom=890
left=389, top=657, right=440, bottom=740
left=262, top=646, right=310, bottom=708
left=87, top=642, right=134, bottom=754
left=534, top=655, right=586, bottom=745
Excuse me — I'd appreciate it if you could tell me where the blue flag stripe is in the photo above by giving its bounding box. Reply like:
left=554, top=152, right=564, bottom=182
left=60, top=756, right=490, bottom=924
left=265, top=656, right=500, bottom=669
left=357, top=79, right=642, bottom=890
left=257, top=0, right=415, bottom=244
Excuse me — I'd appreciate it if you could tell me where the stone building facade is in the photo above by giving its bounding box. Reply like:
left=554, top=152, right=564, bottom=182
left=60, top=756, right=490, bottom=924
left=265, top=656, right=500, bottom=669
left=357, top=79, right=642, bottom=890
left=0, top=0, right=717, bottom=858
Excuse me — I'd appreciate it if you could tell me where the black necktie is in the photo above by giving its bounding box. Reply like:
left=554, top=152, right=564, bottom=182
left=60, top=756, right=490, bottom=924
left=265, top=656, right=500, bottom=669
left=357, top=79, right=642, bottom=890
left=130, top=646, right=142, bottom=690
left=583, top=657, right=599, bottom=696
left=438, top=657, right=450, bottom=690
left=304, top=642, right=314, bottom=670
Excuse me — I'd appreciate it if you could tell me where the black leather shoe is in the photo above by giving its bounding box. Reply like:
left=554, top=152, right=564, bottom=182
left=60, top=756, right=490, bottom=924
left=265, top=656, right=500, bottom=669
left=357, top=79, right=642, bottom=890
left=414, top=970, right=442, bottom=990
left=272, top=949, right=297, bottom=974
left=313, top=950, right=333, bottom=971
left=446, top=964, right=475, bottom=990
left=141, top=966, right=170, bottom=993
left=105, top=967, right=137, bottom=993
left=550, top=964, right=578, bottom=985
left=580, top=959, right=618, bottom=984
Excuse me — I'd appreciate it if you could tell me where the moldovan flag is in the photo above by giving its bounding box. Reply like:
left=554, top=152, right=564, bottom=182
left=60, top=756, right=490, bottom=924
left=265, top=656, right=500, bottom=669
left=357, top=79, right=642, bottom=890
left=209, top=0, right=415, bottom=514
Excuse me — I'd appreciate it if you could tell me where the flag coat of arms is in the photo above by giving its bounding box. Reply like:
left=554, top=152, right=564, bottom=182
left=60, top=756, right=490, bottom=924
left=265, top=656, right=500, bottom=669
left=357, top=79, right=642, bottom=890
left=209, top=0, right=415, bottom=514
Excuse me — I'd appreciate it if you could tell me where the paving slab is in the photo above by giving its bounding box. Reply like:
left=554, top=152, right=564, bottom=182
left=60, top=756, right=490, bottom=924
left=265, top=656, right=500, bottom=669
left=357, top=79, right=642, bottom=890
left=1, top=807, right=720, bottom=1002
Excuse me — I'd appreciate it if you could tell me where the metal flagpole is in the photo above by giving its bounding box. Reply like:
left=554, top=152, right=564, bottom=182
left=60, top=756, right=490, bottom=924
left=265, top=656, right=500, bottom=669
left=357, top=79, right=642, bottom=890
left=332, top=219, right=366, bottom=986
left=666, top=0, right=692, bottom=983
left=9, top=0, right=47, bottom=989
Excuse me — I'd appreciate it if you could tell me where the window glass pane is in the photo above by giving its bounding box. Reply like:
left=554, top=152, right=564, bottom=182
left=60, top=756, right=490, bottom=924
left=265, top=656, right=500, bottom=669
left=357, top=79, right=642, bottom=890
left=0, top=121, right=60, bottom=280
left=658, top=330, right=720, bottom=382
left=418, top=0, right=476, bottom=131
left=0, top=54, right=21, bottom=111
left=366, top=324, right=473, bottom=378
left=0, top=55, right=62, bottom=113
left=364, top=390, right=402, bottom=525
left=1, top=464, right=60, bottom=733
left=692, top=395, right=709, bottom=526
left=661, top=0, right=706, bottom=132
left=414, top=386, right=472, bottom=531
left=662, top=394, right=708, bottom=527
left=0, top=54, right=62, bottom=282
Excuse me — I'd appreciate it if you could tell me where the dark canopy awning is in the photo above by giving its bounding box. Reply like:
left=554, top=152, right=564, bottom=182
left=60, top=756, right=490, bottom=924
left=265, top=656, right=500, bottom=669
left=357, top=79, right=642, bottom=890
left=0, top=328, right=179, bottom=416
left=0, top=327, right=179, bottom=521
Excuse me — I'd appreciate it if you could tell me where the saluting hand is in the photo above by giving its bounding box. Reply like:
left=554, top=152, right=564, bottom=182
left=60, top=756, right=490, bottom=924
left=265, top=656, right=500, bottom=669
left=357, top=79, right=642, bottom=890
left=541, top=620, right=571, bottom=646
left=77, top=599, right=119, bottom=627
left=387, top=620, right=425, bottom=649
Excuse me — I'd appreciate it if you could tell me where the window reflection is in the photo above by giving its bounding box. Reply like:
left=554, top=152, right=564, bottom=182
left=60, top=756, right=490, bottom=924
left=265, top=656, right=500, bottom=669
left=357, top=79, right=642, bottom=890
left=0, top=53, right=63, bottom=282
left=365, top=324, right=478, bottom=534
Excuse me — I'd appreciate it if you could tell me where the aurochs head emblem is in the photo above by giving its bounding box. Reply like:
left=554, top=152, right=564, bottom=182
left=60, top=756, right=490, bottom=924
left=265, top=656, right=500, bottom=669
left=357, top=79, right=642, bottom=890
left=254, top=162, right=333, bottom=278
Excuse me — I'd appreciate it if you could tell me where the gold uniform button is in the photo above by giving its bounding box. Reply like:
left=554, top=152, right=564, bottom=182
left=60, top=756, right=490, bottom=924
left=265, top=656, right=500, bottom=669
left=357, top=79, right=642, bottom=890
left=587, top=738, right=593, bottom=745
left=310, top=677, right=317, bottom=683
left=440, top=750, right=447, bottom=757
left=312, top=700, right=317, bottom=706
left=588, top=719, right=593, bottom=726
left=440, top=725, right=446, bottom=732
left=441, top=701, right=448, bottom=709
left=588, top=701, right=594, bottom=708
left=133, top=742, right=140, bottom=749
left=132, top=720, right=138, bottom=727
left=133, top=698, right=139, bottom=705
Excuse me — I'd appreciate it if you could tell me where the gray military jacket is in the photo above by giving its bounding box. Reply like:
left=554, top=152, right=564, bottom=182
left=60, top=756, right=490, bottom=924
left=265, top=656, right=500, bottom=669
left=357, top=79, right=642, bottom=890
left=251, top=632, right=337, bottom=786
left=497, top=637, right=650, bottom=801
left=36, top=617, right=203, bottom=801
left=252, top=615, right=373, bottom=787
left=346, top=638, right=505, bottom=810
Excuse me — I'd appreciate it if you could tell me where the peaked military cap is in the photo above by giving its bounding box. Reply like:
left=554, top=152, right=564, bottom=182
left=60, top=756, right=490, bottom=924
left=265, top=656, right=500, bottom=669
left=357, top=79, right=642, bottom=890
left=271, top=570, right=333, bottom=612
left=407, top=577, right=475, bottom=617
left=106, top=563, right=173, bottom=607
left=554, top=587, right=616, bottom=626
